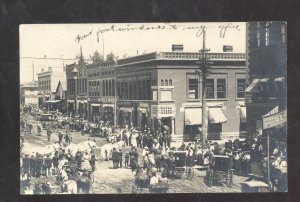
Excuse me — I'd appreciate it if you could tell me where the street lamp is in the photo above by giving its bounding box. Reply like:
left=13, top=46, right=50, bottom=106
left=72, top=67, right=79, bottom=116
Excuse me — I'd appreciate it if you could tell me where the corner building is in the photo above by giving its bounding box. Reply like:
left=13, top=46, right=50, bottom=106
left=116, top=51, right=246, bottom=141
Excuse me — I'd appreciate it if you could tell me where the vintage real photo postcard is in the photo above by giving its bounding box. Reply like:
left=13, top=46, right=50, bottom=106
left=19, top=22, right=287, bottom=194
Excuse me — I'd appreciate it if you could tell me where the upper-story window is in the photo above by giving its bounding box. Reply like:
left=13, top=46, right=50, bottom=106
left=256, top=22, right=261, bottom=47
left=281, top=24, right=286, bottom=43
left=161, top=79, right=164, bottom=86
left=188, top=79, right=198, bottom=99
left=217, top=79, right=226, bottom=99
left=169, top=79, right=172, bottom=86
left=265, top=22, right=270, bottom=46
left=237, top=78, right=246, bottom=99
left=206, top=79, right=214, bottom=99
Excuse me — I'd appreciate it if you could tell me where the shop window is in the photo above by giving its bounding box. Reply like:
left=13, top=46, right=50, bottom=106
left=206, top=79, right=214, bottom=99
left=208, top=123, right=222, bottom=139
left=188, top=79, right=199, bottom=99
left=217, top=79, right=226, bottom=99
left=237, top=79, right=246, bottom=98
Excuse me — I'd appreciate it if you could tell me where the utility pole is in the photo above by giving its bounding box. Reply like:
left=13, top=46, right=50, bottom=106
left=196, top=27, right=211, bottom=152
left=32, top=61, right=34, bottom=81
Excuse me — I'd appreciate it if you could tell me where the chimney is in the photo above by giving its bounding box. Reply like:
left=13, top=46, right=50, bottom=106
left=172, top=44, right=184, bottom=52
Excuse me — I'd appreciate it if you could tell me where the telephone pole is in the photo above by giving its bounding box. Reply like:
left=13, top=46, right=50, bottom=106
left=196, top=27, right=211, bottom=151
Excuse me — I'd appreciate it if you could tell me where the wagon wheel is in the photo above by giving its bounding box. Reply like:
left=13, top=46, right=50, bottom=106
left=186, top=167, right=194, bottom=180
left=160, top=162, right=169, bottom=177
left=174, top=168, right=184, bottom=178
left=226, top=170, right=233, bottom=187
left=206, top=168, right=213, bottom=187
left=169, top=164, right=176, bottom=177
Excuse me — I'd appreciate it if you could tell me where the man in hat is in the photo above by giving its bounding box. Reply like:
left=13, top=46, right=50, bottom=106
left=35, top=153, right=44, bottom=178
left=30, top=153, right=36, bottom=177
left=234, top=149, right=242, bottom=174
left=75, top=149, right=83, bottom=169
left=44, top=154, right=53, bottom=177
left=22, top=154, right=31, bottom=180
left=124, top=152, right=130, bottom=167
left=112, top=148, right=118, bottom=169
left=136, top=131, right=143, bottom=148
left=118, top=148, right=123, bottom=168
left=47, top=127, right=52, bottom=142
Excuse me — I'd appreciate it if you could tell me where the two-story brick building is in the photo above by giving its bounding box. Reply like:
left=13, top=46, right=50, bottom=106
left=86, top=61, right=117, bottom=123
left=116, top=50, right=246, bottom=141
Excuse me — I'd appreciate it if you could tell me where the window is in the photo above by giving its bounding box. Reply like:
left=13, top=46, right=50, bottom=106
left=188, top=79, right=198, bottom=99
left=169, top=79, right=172, bottom=86
left=112, top=80, right=115, bottom=96
left=256, top=22, right=261, bottom=47
left=103, top=80, right=105, bottom=96
left=165, top=79, right=168, bottom=86
left=281, top=24, right=286, bottom=43
left=265, top=22, right=270, bottom=46
left=108, top=80, right=112, bottom=96
left=217, top=79, right=226, bottom=99
left=206, top=79, right=214, bottom=99
left=237, top=79, right=246, bottom=98
left=161, top=79, right=164, bottom=86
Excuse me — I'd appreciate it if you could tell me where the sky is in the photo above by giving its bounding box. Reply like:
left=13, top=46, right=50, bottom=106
left=20, top=22, right=246, bottom=83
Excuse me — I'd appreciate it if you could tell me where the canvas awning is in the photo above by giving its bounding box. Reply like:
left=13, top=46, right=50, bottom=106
left=263, top=106, right=279, bottom=117
left=275, top=77, right=285, bottom=83
left=245, top=79, right=260, bottom=93
left=208, top=108, right=227, bottom=124
left=91, top=103, right=101, bottom=107
left=140, top=108, right=147, bottom=113
left=185, top=108, right=202, bottom=125
left=240, top=107, right=247, bottom=123
left=119, top=107, right=132, bottom=113
left=45, top=100, right=61, bottom=103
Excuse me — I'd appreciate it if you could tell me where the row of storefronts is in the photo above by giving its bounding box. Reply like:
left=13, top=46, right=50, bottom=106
left=64, top=50, right=247, bottom=141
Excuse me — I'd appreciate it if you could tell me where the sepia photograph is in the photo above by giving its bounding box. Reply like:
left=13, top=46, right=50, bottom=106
left=19, top=22, right=287, bottom=194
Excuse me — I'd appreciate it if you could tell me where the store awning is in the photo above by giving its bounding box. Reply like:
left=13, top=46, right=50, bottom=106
left=91, top=103, right=101, bottom=107
left=78, top=100, right=87, bottom=104
left=240, top=107, right=247, bottom=123
left=67, top=100, right=74, bottom=103
left=185, top=108, right=202, bottom=125
left=245, top=79, right=260, bottom=93
left=208, top=108, right=227, bottom=124
left=119, top=107, right=132, bottom=113
left=264, top=106, right=279, bottom=117
left=45, top=100, right=61, bottom=103
left=275, top=77, right=285, bottom=83
left=140, top=108, right=147, bottom=113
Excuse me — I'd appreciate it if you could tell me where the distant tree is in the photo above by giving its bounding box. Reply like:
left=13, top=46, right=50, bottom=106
left=106, top=52, right=118, bottom=62
left=90, top=51, right=104, bottom=64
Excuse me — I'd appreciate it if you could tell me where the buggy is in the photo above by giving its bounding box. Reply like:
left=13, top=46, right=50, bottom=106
left=159, top=151, right=194, bottom=180
left=205, top=155, right=234, bottom=187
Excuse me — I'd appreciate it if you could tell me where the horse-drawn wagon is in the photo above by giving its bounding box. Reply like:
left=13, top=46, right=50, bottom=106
left=205, top=155, right=234, bottom=187
left=159, top=151, right=194, bottom=180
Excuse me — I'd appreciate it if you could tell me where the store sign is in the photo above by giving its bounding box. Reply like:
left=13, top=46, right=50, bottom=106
left=263, top=110, right=287, bottom=129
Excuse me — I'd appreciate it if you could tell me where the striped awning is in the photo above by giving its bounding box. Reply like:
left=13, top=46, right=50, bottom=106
left=208, top=108, right=227, bottom=124
left=185, top=108, right=202, bottom=125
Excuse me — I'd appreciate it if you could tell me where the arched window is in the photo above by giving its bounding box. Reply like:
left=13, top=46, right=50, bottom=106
left=169, top=79, right=172, bottom=86
left=161, top=79, right=164, bottom=86
left=165, top=79, right=168, bottom=86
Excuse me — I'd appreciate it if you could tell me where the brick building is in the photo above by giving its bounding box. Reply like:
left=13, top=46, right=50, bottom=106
left=115, top=51, right=246, bottom=141
left=86, top=61, right=116, bottom=123
left=245, top=21, right=287, bottom=136
left=65, top=56, right=89, bottom=118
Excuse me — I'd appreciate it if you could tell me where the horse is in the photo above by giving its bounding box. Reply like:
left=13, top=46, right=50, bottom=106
left=77, top=172, right=91, bottom=194
left=61, top=180, right=77, bottom=194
